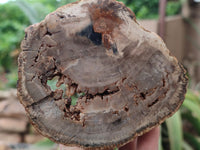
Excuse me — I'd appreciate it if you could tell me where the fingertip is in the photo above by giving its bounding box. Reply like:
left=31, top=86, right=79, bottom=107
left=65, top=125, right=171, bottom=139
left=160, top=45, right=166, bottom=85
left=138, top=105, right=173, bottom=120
left=137, top=126, right=160, bottom=150
left=119, top=137, right=138, bottom=150
left=59, top=145, right=84, bottom=150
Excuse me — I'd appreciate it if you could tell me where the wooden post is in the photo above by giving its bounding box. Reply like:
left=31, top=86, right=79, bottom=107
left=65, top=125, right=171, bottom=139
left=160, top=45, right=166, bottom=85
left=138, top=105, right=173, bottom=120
left=158, top=0, right=167, bottom=40
left=184, top=0, right=200, bottom=87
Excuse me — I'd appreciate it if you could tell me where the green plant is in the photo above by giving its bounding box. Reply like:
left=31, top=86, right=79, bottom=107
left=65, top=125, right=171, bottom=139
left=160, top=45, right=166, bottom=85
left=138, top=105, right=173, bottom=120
left=118, top=0, right=182, bottom=19
left=32, top=138, right=56, bottom=150
left=182, top=90, right=200, bottom=150
left=34, top=138, right=55, bottom=147
left=0, top=3, right=29, bottom=72
left=166, top=111, right=183, bottom=150
left=6, top=67, right=18, bottom=88
left=14, top=0, right=78, bottom=24
left=166, top=1, right=182, bottom=16
left=184, top=18, right=200, bottom=51
left=0, top=0, right=77, bottom=73
left=118, top=0, right=159, bottom=19
left=160, top=89, right=200, bottom=150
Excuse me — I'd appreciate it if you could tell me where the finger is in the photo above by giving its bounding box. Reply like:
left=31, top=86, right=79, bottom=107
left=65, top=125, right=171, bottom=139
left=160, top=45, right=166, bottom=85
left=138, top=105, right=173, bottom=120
left=59, top=144, right=84, bottom=150
left=119, top=137, right=138, bottom=150
left=137, top=126, right=160, bottom=150
left=59, top=145, right=113, bottom=150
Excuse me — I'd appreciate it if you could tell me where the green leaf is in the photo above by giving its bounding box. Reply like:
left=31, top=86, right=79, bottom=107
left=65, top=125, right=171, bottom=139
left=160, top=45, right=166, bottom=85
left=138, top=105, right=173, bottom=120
left=34, top=138, right=55, bottom=147
left=182, top=140, right=194, bottom=150
left=71, top=95, right=78, bottom=106
left=166, top=1, right=181, bottom=16
left=47, top=78, right=59, bottom=91
left=185, top=90, right=200, bottom=104
left=71, top=93, right=85, bottom=106
left=159, top=126, right=164, bottom=150
left=47, top=77, right=66, bottom=92
left=182, top=112, right=200, bottom=135
left=14, top=0, right=40, bottom=24
left=6, top=68, right=18, bottom=88
left=183, top=99, right=200, bottom=122
left=166, top=111, right=182, bottom=150
left=184, top=132, right=200, bottom=150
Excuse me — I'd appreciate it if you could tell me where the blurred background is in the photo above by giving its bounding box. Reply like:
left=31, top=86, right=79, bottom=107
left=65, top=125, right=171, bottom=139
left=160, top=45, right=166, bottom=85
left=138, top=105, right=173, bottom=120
left=0, top=0, right=200, bottom=150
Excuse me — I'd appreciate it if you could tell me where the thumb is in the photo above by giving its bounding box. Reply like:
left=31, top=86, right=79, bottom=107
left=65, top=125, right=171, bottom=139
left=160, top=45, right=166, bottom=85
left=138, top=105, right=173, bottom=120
left=59, top=145, right=84, bottom=150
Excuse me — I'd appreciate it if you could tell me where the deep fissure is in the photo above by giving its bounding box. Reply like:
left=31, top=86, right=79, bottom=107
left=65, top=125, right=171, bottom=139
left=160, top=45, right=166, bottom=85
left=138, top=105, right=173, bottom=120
left=46, top=73, right=121, bottom=122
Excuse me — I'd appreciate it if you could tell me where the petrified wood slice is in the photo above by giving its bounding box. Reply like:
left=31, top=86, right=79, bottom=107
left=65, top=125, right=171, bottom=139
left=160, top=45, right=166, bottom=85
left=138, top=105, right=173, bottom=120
left=17, top=0, right=188, bottom=149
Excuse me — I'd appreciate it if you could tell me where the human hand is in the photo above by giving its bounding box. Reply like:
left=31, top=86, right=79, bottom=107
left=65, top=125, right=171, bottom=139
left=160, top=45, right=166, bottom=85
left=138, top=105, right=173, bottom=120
left=119, top=127, right=160, bottom=150
left=59, top=127, right=160, bottom=150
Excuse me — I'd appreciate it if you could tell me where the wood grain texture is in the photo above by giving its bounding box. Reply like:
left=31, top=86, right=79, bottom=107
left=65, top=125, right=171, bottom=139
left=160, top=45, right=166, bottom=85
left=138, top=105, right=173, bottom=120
left=17, top=0, right=188, bottom=149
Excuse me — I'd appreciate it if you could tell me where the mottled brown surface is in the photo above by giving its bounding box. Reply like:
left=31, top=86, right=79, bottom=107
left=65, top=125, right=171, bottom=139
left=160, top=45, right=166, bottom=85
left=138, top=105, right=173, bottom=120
left=17, top=0, right=188, bottom=149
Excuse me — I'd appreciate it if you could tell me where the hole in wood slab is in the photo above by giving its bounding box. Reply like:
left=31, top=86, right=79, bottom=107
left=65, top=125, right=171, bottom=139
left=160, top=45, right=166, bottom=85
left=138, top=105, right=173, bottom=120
left=71, top=93, right=85, bottom=106
left=78, top=24, right=102, bottom=45
left=47, top=77, right=66, bottom=99
left=65, top=98, right=71, bottom=108
left=46, top=73, right=121, bottom=123
left=46, top=75, right=84, bottom=121
left=33, top=43, right=120, bottom=123
left=57, top=14, right=65, bottom=19
left=24, top=32, right=28, bottom=40
left=122, top=77, right=127, bottom=83
left=34, top=55, right=39, bottom=63
left=140, top=92, right=146, bottom=99
left=111, top=43, right=118, bottom=54
left=64, top=106, right=81, bottom=121
left=163, top=78, right=166, bottom=87
left=148, top=99, right=159, bottom=107
left=124, top=106, right=129, bottom=112
left=46, top=31, right=52, bottom=36
left=45, top=27, right=52, bottom=36
left=84, top=88, right=120, bottom=100
left=47, top=77, right=65, bottom=92
left=64, top=93, right=84, bottom=121
left=53, top=89, right=63, bottom=100
left=113, top=111, right=119, bottom=115
left=112, top=118, right=121, bottom=126
left=47, top=76, right=84, bottom=105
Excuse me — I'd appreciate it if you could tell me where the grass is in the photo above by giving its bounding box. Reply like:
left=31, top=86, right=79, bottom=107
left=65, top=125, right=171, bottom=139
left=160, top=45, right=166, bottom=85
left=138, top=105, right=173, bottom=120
left=166, top=111, right=182, bottom=150
left=160, top=89, right=200, bottom=150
